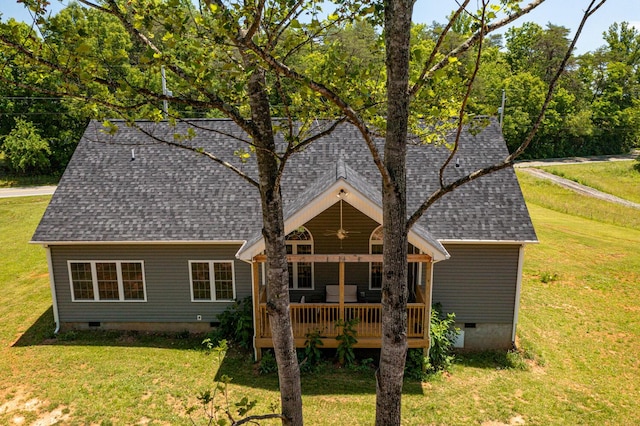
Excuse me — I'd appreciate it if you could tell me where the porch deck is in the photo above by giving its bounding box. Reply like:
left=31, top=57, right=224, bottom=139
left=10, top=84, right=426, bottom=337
left=255, top=301, right=430, bottom=349
left=251, top=254, right=433, bottom=358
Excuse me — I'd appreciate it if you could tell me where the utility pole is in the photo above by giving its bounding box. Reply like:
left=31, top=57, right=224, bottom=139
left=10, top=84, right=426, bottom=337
left=499, top=89, right=506, bottom=128
left=161, top=66, right=172, bottom=119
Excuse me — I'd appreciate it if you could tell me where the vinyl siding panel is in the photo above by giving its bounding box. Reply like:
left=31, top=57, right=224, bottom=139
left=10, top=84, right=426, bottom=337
left=432, top=244, right=520, bottom=323
left=51, top=244, right=250, bottom=324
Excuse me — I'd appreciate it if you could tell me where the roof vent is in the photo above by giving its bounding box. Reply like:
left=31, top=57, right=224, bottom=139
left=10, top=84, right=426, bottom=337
left=455, top=157, right=460, bottom=168
left=131, top=148, right=136, bottom=161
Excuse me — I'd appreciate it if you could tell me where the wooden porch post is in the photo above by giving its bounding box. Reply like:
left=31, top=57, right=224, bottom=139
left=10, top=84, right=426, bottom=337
left=423, top=261, right=432, bottom=344
left=339, top=261, right=345, bottom=321
left=252, top=260, right=262, bottom=361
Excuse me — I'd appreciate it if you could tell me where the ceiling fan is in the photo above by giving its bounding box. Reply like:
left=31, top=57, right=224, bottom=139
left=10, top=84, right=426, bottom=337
left=324, top=199, right=359, bottom=241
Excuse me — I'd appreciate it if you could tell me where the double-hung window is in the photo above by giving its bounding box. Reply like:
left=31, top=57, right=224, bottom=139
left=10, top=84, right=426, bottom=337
left=189, top=261, right=236, bottom=302
left=286, top=227, right=314, bottom=290
left=68, top=261, right=146, bottom=302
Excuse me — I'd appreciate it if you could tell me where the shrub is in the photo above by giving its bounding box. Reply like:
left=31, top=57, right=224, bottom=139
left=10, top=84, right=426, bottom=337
left=298, top=329, right=324, bottom=373
left=258, top=350, right=278, bottom=374
left=206, top=297, right=254, bottom=350
left=335, top=318, right=359, bottom=366
left=428, top=304, right=460, bottom=373
left=405, top=348, right=429, bottom=381
left=0, top=119, right=51, bottom=175
left=406, top=305, right=460, bottom=380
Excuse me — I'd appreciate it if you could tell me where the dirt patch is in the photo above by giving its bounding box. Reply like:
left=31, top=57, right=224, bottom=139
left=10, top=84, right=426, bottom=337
left=0, top=388, right=71, bottom=425
left=482, top=415, right=526, bottom=425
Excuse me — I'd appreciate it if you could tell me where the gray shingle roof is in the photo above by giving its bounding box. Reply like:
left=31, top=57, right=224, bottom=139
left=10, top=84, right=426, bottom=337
left=32, top=118, right=537, bottom=243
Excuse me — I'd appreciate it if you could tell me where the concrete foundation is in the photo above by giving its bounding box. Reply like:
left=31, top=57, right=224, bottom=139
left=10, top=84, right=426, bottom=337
left=60, top=322, right=216, bottom=333
left=456, top=323, right=514, bottom=350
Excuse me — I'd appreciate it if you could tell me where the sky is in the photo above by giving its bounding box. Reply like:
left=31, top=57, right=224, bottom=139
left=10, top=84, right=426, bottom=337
left=1, top=0, right=638, bottom=54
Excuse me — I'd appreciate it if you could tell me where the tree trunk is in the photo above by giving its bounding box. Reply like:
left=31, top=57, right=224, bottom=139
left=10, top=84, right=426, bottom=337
left=246, top=64, right=302, bottom=426
left=376, top=0, right=413, bottom=424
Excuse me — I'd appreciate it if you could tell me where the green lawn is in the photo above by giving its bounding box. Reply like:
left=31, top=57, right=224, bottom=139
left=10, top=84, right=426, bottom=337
left=516, top=170, right=640, bottom=230
left=1, top=171, right=639, bottom=424
left=539, top=160, right=640, bottom=204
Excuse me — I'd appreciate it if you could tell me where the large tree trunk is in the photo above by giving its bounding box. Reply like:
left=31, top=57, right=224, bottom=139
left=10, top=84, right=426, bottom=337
left=246, top=64, right=302, bottom=426
left=376, top=0, right=413, bottom=424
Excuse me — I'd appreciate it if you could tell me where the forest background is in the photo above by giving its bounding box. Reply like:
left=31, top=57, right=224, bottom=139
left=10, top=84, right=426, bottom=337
left=1, top=2, right=639, bottom=176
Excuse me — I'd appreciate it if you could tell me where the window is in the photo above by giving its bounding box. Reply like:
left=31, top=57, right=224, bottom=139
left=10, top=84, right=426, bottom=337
left=286, top=227, right=314, bottom=290
left=369, top=226, right=383, bottom=290
left=189, top=261, right=236, bottom=302
left=68, top=261, right=146, bottom=302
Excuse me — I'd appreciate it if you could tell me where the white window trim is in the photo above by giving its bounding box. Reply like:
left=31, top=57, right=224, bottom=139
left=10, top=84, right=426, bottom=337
left=189, top=260, right=236, bottom=302
left=369, top=225, right=383, bottom=290
left=67, top=260, right=147, bottom=302
left=286, top=227, right=314, bottom=290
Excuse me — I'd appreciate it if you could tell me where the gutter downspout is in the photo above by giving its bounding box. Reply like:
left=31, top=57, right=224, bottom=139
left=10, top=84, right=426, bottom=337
left=45, top=246, right=60, bottom=334
left=511, top=245, right=525, bottom=346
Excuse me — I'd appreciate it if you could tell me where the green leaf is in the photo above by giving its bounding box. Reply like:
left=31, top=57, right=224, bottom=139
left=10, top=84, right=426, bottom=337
left=75, top=42, right=91, bottom=54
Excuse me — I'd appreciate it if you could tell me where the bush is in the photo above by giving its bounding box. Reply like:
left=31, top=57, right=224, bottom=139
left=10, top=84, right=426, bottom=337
left=406, top=304, right=460, bottom=379
left=258, top=350, right=278, bottom=374
left=0, top=119, right=51, bottom=175
left=298, top=329, right=324, bottom=373
left=206, top=297, right=254, bottom=350
left=428, top=304, right=460, bottom=373
left=335, top=318, right=359, bottom=366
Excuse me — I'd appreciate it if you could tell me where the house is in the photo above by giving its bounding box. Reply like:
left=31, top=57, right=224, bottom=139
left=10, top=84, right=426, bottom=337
left=31, top=118, right=537, bottom=357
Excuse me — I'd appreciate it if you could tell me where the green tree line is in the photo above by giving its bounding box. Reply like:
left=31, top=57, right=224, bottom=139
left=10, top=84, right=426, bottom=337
left=2, top=7, right=638, bottom=172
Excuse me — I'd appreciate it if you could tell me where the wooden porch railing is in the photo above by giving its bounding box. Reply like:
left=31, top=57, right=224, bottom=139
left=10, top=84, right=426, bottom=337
left=258, top=302, right=426, bottom=340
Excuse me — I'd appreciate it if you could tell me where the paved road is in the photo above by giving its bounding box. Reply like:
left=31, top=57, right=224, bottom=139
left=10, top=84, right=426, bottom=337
left=0, top=185, right=57, bottom=198
left=514, top=152, right=638, bottom=168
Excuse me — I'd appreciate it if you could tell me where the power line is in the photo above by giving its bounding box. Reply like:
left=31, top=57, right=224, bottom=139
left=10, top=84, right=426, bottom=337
left=0, top=96, right=65, bottom=100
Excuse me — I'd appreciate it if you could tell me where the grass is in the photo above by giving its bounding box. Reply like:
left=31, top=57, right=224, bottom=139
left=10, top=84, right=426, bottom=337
left=539, top=160, right=640, bottom=204
left=1, top=168, right=639, bottom=424
left=516, top=170, right=640, bottom=229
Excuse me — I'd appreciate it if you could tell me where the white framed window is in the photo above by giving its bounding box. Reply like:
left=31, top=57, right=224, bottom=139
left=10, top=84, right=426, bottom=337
left=369, top=226, right=383, bottom=290
left=189, top=260, right=236, bottom=302
left=68, top=261, right=147, bottom=302
left=286, top=227, right=314, bottom=290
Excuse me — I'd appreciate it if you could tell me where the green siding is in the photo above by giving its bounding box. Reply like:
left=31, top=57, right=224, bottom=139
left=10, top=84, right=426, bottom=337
left=432, top=244, right=520, bottom=324
left=51, top=244, right=250, bottom=324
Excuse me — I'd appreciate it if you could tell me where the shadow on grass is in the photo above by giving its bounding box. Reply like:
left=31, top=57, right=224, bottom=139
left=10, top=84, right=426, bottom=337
left=213, top=347, right=424, bottom=396
left=12, top=306, right=209, bottom=350
left=454, top=349, right=526, bottom=370
left=13, top=310, right=424, bottom=396
left=12, top=306, right=56, bottom=347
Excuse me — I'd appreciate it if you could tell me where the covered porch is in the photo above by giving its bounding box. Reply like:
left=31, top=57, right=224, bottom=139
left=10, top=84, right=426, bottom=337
left=251, top=254, right=433, bottom=359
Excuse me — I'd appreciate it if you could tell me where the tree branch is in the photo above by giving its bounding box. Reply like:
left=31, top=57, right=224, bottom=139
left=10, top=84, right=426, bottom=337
left=410, top=0, right=547, bottom=98
left=79, top=0, right=259, bottom=139
left=407, top=0, right=607, bottom=228
left=438, top=1, right=487, bottom=189
left=126, top=121, right=260, bottom=189
left=409, top=0, right=471, bottom=97
left=242, top=39, right=391, bottom=185
left=241, top=0, right=266, bottom=42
